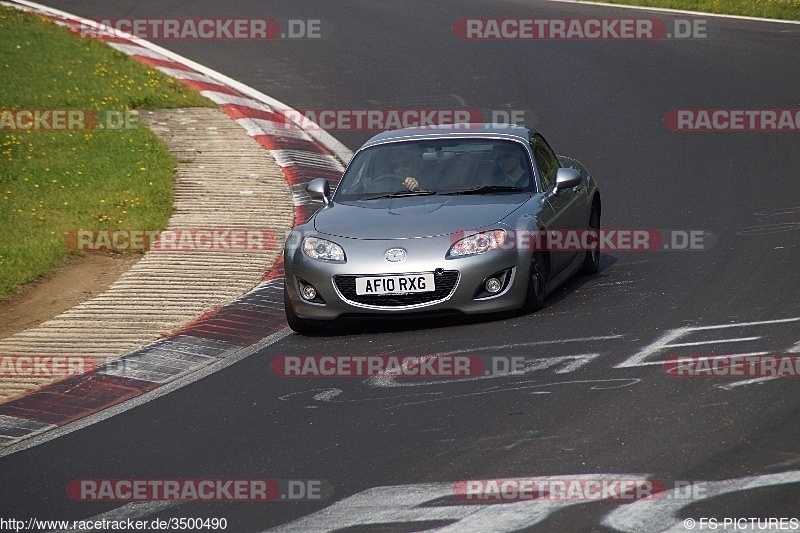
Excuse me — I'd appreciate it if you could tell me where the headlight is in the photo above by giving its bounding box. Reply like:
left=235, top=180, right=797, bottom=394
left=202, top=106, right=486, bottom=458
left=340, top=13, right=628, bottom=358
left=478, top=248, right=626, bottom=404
left=302, top=236, right=345, bottom=262
left=448, top=230, right=507, bottom=257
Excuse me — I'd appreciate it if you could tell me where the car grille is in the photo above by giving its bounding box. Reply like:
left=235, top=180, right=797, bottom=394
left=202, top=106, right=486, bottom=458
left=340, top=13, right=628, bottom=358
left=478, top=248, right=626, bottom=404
left=333, top=271, right=459, bottom=308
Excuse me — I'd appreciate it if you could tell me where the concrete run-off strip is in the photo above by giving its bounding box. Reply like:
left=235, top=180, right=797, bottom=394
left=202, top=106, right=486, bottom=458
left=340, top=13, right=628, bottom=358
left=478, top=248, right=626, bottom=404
left=0, top=108, right=293, bottom=401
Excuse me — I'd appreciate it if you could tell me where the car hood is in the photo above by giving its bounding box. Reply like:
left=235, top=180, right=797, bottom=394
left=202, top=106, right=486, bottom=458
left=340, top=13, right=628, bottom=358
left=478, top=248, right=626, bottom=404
left=313, top=194, right=529, bottom=239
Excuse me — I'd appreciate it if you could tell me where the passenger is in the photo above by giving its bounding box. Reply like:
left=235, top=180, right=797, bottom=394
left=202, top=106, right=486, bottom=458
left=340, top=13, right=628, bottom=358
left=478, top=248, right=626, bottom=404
left=490, top=144, right=531, bottom=187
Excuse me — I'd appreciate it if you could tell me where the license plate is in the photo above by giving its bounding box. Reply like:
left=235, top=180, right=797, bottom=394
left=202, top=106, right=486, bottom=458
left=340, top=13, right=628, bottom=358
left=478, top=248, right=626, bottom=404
left=355, top=274, right=436, bottom=295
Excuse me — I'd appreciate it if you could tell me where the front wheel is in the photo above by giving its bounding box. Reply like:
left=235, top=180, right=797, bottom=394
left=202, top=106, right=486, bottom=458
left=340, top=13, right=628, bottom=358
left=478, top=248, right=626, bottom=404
left=581, top=204, right=600, bottom=274
left=523, top=252, right=547, bottom=312
left=284, top=285, right=326, bottom=334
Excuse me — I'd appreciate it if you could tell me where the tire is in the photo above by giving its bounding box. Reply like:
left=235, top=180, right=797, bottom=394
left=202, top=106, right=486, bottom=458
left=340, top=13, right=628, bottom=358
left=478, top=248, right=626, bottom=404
left=284, top=285, right=326, bottom=334
left=523, top=252, right=547, bottom=312
left=581, top=203, right=600, bottom=274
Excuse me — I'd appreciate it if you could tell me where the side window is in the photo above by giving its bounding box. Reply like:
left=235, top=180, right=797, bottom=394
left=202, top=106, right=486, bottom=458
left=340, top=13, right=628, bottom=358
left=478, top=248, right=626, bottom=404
left=531, top=134, right=559, bottom=191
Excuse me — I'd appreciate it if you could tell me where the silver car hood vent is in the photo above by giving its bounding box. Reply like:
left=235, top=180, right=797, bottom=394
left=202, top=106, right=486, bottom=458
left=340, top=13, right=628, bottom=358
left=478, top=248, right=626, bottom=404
left=313, top=195, right=528, bottom=239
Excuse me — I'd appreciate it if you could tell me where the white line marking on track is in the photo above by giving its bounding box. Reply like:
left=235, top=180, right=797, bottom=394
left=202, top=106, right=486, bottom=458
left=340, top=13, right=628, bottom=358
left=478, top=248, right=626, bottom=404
left=667, top=336, right=761, bottom=348
left=313, top=388, right=343, bottom=401
left=368, top=335, right=620, bottom=387
left=602, top=471, right=800, bottom=532
left=381, top=378, right=641, bottom=409
left=616, top=317, right=800, bottom=368
left=717, top=376, right=781, bottom=390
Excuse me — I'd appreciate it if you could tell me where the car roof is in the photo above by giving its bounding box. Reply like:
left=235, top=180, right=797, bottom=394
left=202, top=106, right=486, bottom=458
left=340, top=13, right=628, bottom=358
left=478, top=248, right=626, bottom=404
left=361, top=123, right=535, bottom=148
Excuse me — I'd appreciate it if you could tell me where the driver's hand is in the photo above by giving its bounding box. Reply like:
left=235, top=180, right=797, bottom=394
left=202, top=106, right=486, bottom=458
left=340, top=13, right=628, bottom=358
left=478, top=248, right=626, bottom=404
left=404, top=177, right=420, bottom=191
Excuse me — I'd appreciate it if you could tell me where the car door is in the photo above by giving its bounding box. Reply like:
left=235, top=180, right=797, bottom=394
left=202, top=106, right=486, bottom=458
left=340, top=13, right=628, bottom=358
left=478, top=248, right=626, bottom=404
left=531, top=133, right=586, bottom=274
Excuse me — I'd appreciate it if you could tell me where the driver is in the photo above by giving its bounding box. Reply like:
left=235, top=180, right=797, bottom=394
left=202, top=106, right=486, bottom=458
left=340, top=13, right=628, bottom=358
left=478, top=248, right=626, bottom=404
left=384, top=146, right=426, bottom=191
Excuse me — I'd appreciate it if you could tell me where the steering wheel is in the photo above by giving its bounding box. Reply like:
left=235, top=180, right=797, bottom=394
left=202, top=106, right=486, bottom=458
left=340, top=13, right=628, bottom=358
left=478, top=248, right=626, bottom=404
left=371, top=173, right=405, bottom=188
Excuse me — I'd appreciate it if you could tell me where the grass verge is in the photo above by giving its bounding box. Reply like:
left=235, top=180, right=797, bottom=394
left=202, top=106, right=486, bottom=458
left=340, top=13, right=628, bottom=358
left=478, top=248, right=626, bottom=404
left=0, top=7, right=214, bottom=301
left=598, top=0, right=800, bottom=20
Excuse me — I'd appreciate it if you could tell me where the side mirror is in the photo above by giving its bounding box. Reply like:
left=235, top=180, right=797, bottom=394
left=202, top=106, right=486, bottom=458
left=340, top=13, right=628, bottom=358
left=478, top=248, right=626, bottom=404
left=305, top=178, right=331, bottom=205
left=553, top=167, right=581, bottom=194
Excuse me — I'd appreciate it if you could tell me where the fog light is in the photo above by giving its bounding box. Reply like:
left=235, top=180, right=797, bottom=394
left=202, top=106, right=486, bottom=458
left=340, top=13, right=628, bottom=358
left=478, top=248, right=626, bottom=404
left=300, top=284, right=318, bottom=301
left=485, top=277, right=503, bottom=294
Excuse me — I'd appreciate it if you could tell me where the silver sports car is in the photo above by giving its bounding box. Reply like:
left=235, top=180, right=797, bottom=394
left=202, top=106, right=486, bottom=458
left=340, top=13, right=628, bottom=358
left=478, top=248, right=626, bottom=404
left=283, top=124, right=600, bottom=333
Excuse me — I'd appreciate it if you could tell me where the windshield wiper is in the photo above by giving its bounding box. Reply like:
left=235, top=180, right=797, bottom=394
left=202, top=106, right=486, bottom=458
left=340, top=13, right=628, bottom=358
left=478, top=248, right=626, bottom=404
left=440, top=185, right=526, bottom=195
left=361, top=189, right=437, bottom=200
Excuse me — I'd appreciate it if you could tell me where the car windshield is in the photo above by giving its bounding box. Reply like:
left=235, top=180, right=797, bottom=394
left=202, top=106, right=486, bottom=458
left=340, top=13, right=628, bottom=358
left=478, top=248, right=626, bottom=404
left=333, top=139, right=535, bottom=201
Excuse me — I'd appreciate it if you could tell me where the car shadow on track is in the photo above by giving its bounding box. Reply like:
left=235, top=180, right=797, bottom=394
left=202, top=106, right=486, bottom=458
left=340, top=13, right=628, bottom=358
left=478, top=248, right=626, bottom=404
left=297, top=254, right=619, bottom=337
left=543, top=254, right=619, bottom=309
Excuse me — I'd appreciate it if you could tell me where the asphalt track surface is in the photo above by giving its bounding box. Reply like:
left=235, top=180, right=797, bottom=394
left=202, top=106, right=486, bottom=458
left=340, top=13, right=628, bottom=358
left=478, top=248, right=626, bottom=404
left=2, top=1, right=800, bottom=531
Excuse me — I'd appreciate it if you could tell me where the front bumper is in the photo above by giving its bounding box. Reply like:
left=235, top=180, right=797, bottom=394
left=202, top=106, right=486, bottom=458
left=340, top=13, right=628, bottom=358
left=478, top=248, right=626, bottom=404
left=284, top=233, right=531, bottom=321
